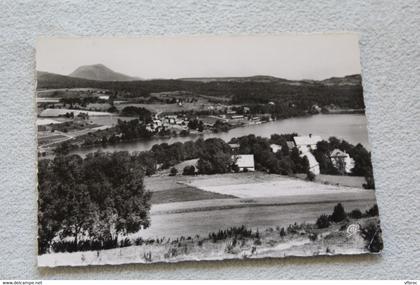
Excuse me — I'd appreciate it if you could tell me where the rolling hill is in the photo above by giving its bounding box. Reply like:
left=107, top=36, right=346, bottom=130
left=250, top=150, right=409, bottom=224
left=69, top=64, right=140, bottom=81
left=35, top=70, right=364, bottom=110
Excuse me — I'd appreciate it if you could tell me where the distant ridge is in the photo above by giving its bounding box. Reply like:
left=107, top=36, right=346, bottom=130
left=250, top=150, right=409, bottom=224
left=36, top=70, right=361, bottom=90
left=69, top=64, right=140, bottom=81
left=178, top=74, right=361, bottom=86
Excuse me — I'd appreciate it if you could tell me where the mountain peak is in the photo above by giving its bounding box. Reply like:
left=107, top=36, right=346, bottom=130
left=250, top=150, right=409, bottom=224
left=69, top=64, right=139, bottom=81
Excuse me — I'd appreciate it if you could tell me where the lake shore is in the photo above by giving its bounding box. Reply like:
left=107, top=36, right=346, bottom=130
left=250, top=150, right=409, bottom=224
left=57, top=113, right=370, bottom=158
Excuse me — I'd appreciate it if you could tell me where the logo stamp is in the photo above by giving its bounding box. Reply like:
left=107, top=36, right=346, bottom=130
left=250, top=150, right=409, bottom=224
left=346, top=224, right=361, bottom=237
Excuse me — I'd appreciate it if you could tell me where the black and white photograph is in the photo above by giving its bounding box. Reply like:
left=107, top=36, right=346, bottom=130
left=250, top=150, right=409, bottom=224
left=36, top=34, right=383, bottom=267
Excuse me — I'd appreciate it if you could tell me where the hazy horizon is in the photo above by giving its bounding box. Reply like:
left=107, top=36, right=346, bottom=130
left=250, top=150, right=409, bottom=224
left=36, top=34, right=362, bottom=81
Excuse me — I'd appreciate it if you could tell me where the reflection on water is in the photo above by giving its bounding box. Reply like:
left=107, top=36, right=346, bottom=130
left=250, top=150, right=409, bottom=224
left=72, top=114, right=371, bottom=157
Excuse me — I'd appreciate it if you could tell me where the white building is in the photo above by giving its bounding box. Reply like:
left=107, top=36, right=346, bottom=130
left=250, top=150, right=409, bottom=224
left=99, top=95, right=110, bottom=100
left=270, top=144, right=282, bottom=153
left=231, top=115, right=245, bottom=120
left=330, top=149, right=355, bottom=174
left=233, top=154, right=255, bottom=172
left=293, top=134, right=322, bottom=152
left=293, top=135, right=321, bottom=175
left=228, top=144, right=240, bottom=151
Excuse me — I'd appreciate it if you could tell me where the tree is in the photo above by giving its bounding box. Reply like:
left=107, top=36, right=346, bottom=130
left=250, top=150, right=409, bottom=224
left=38, top=152, right=152, bottom=254
left=365, top=204, right=379, bottom=217
left=316, top=214, right=330, bottom=229
left=120, top=106, right=152, bottom=123
left=197, top=138, right=232, bottom=174
left=182, top=165, right=195, bottom=176
left=349, top=209, right=362, bottom=219
left=54, top=141, right=72, bottom=155
left=331, top=203, right=347, bottom=223
left=198, top=121, right=204, bottom=132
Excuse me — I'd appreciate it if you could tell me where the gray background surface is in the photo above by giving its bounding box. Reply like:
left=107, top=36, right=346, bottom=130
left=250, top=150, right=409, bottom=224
left=0, top=0, right=419, bottom=279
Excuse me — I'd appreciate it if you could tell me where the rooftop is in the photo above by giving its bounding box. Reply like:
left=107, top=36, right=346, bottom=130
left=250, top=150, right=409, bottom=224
left=293, top=135, right=322, bottom=146
left=234, top=154, right=255, bottom=168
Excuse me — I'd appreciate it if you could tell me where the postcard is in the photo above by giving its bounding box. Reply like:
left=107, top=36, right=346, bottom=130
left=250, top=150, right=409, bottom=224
left=36, top=34, right=382, bottom=267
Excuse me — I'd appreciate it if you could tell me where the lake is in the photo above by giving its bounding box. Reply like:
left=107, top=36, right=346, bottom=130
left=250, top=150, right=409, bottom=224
left=72, top=114, right=371, bottom=157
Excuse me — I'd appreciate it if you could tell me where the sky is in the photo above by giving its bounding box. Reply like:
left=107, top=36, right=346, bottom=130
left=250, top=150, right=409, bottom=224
left=36, top=34, right=361, bottom=80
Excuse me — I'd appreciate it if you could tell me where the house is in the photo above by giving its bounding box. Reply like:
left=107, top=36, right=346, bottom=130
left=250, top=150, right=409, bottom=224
left=270, top=144, right=282, bottom=153
left=293, top=135, right=321, bottom=175
left=228, top=143, right=240, bottom=152
left=98, top=95, right=110, bottom=100
left=230, top=115, right=245, bottom=121
left=233, top=154, right=255, bottom=172
left=293, top=134, right=322, bottom=152
left=153, top=119, right=162, bottom=127
left=330, top=149, right=355, bottom=174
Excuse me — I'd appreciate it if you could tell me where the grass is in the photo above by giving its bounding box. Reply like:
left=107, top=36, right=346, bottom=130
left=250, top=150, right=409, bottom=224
left=38, top=216, right=381, bottom=267
left=151, top=186, right=236, bottom=204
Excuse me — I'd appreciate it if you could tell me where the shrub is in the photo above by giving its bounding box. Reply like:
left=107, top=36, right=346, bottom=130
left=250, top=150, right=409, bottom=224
left=308, top=232, right=318, bottom=242
left=363, top=174, right=375, bottom=189
left=360, top=223, right=383, bottom=253
left=169, top=167, right=178, bottom=176
left=316, top=214, right=331, bottom=229
left=331, top=203, right=347, bottom=223
left=365, top=204, right=379, bottom=217
left=119, top=238, right=132, bottom=248
left=279, top=227, right=286, bottom=237
left=349, top=209, right=363, bottom=219
left=182, top=165, right=195, bottom=176
left=134, top=237, right=144, bottom=246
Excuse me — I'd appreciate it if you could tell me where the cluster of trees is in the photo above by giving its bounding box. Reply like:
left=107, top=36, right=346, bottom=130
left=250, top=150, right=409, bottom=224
left=316, top=203, right=380, bottom=229
left=59, top=96, right=106, bottom=107
left=187, top=119, right=204, bottom=132
left=142, top=134, right=314, bottom=176
left=74, top=119, right=155, bottom=149
left=312, top=137, right=375, bottom=189
left=229, top=134, right=310, bottom=175
left=38, top=152, right=152, bottom=254
left=116, top=119, right=153, bottom=141
left=212, top=120, right=232, bottom=133
left=120, top=106, right=153, bottom=123
left=79, top=133, right=316, bottom=178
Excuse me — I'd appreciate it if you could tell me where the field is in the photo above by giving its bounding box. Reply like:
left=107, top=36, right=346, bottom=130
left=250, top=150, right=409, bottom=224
left=39, top=171, right=378, bottom=267
left=180, top=172, right=368, bottom=198
left=151, top=186, right=235, bottom=204
left=116, top=103, right=209, bottom=114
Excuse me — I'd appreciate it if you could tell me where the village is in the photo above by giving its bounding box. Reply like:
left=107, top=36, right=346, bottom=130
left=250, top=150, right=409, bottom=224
left=36, top=88, right=282, bottom=158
